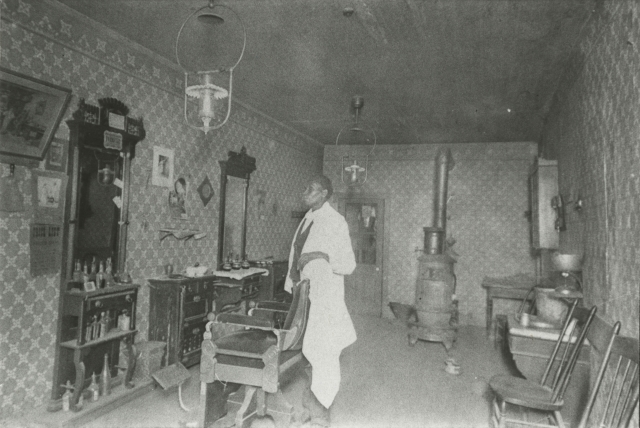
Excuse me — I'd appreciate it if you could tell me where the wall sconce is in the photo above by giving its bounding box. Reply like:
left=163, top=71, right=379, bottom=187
left=551, top=195, right=566, bottom=231
left=336, top=96, right=377, bottom=186
left=175, top=1, right=246, bottom=134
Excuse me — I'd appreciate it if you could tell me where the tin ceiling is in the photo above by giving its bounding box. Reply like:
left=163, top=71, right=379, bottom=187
left=55, top=0, right=594, bottom=145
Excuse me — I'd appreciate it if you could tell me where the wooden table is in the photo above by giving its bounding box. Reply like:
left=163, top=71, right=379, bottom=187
left=481, top=277, right=535, bottom=335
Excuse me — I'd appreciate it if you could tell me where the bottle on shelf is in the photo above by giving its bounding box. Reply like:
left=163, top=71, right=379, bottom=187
left=100, top=353, right=111, bottom=396
left=117, top=309, right=130, bottom=331
left=90, top=257, right=97, bottom=282
left=85, top=321, right=92, bottom=342
left=104, top=257, right=114, bottom=287
left=73, top=259, right=83, bottom=282
left=99, top=312, right=108, bottom=338
left=90, top=315, right=99, bottom=340
left=61, top=381, right=73, bottom=412
left=96, top=261, right=105, bottom=289
left=82, top=262, right=90, bottom=285
left=88, top=372, right=99, bottom=402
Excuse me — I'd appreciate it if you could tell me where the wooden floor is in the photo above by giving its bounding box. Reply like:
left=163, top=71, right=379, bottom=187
left=14, top=315, right=517, bottom=428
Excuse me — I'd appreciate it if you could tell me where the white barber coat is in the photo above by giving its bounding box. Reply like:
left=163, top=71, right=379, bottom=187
left=284, top=202, right=357, bottom=408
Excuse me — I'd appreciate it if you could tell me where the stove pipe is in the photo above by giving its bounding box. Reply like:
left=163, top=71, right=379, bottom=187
left=434, top=149, right=453, bottom=230
left=424, top=149, right=454, bottom=254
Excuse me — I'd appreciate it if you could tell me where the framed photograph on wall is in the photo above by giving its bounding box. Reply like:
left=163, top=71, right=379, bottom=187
left=45, top=138, right=68, bottom=172
left=32, top=169, right=67, bottom=224
left=0, top=67, right=72, bottom=161
left=169, top=177, right=188, bottom=220
left=152, top=146, right=174, bottom=188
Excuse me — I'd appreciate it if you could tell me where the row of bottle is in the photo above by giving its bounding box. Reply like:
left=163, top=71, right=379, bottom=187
left=84, top=309, right=130, bottom=342
left=61, top=353, right=111, bottom=411
left=73, top=257, right=115, bottom=289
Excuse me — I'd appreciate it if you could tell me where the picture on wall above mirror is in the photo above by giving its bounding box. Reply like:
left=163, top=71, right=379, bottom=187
left=152, top=145, right=174, bottom=187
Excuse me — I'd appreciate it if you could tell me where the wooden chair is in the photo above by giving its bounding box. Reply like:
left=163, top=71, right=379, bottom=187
left=490, top=301, right=598, bottom=427
left=577, top=322, right=638, bottom=428
left=198, top=279, right=310, bottom=428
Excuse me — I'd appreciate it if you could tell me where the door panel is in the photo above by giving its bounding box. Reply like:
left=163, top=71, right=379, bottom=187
left=337, top=197, right=384, bottom=317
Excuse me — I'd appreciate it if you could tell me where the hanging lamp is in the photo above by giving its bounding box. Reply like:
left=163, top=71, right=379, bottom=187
left=335, top=95, right=377, bottom=186
left=175, top=1, right=247, bottom=134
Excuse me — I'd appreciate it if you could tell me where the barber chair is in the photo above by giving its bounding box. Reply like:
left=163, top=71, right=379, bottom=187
left=198, top=279, right=310, bottom=428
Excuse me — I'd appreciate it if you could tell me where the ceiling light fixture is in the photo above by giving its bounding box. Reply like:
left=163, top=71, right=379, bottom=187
left=335, top=95, right=377, bottom=186
left=175, top=1, right=246, bottom=134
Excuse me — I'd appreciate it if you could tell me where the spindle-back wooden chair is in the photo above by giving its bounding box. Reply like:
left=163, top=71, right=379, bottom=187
left=489, top=301, right=598, bottom=427
left=577, top=323, right=638, bottom=428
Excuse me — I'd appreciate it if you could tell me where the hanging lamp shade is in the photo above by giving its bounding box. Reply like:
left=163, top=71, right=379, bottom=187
left=175, top=1, right=246, bottom=134
left=335, top=96, right=377, bottom=186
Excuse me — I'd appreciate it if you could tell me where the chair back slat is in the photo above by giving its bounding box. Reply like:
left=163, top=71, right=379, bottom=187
left=541, top=299, right=579, bottom=386
left=602, top=356, right=624, bottom=427
left=576, top=320, right=636, bottom=428
left=551, top=305, right=598, bottom=402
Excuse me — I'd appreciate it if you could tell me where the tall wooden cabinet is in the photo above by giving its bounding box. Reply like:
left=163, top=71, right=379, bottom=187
left=529, top=158, right=559, bottom=249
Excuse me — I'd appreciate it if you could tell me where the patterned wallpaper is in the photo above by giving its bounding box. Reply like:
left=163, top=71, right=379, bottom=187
left=541, top=0, right=639, bottom=339
left=0, top=0, right=322, bottom=418
left=541, top=3, right=639, bottom=424
left=324, top=142, right=539, bottom=324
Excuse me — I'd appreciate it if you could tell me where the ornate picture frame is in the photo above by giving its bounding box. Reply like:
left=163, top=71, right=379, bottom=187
left=0, top=67, right=72, bottom=161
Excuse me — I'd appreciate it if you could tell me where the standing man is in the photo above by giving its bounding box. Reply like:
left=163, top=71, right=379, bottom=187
left=284, top=175, right=357, bottom=427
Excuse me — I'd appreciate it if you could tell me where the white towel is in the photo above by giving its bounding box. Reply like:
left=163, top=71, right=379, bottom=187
left=301, top=258, right=357, bottom=408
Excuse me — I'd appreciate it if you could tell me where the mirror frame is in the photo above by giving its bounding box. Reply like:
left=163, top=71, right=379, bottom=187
left=217, top=147, right=256, bottom=269
left=62, top=98, right=145, bottom=278
left=49, top=98, right=145, bottom=410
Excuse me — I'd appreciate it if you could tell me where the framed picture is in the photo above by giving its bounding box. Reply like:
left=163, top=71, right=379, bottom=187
left=32, top=169, right=67, bottom=223
left=45, top=138, right=68, bottom=172
left=0, top=67, right=72, bottom=161
left=152, top=146, right=174, bottom=188
left=83, top=281, right=96, bottom=292
left=169, top=177, right=188, bottom=220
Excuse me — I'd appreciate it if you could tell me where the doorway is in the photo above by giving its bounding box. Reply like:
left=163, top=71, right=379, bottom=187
left=336, top=196, right=385, bottom=317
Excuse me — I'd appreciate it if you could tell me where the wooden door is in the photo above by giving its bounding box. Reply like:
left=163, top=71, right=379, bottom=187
left=336, top=196, right=384, bottom=317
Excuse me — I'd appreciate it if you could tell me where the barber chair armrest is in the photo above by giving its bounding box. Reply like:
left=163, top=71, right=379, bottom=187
left=215, top=313, right=275, bottom=329
left=254, top=301, right=291, bottom=311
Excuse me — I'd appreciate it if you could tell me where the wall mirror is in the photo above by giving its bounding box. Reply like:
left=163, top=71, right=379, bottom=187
left=74, top=147, right=123, bottom=270
left=217, top=147, right=256, bottom=268
left=63, top=98, right=145, bottom=279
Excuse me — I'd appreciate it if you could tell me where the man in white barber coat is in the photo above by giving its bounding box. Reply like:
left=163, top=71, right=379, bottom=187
left=284, top=175, right=357, bottom=427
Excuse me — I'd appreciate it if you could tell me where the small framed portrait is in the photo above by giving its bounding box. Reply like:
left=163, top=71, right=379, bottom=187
left=0, top=67, right=72, bottom=161
left=32, top=169, right=67, bottom=223
left=83, top=281, right=96, bottom=292
left=169, top=176, right=188, bottom=220
left=45, top=138, right=67, bottom=172
left=152, top=146, right=174, bottom=188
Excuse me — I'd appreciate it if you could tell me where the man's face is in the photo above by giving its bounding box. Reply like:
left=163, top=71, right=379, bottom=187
left=303, top=182, right=327, bottom=209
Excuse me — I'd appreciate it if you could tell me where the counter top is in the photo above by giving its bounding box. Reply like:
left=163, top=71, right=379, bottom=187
left=507, top=314, right=589, bottom=345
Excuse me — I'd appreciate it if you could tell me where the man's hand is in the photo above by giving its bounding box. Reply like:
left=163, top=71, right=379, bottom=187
left=298, top=251, right=330, bottom=271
